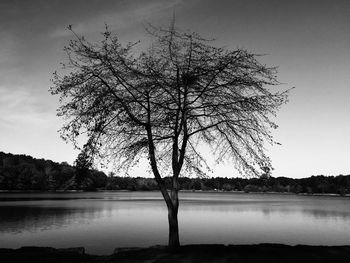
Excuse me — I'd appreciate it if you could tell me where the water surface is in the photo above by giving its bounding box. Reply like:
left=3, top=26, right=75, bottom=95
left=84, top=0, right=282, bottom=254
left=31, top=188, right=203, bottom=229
left=0, top=191, right=349, bottom=254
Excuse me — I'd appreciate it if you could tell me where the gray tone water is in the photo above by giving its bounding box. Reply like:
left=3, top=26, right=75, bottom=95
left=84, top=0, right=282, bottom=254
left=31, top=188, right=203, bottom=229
left=0, top=191, right=349, bottom=254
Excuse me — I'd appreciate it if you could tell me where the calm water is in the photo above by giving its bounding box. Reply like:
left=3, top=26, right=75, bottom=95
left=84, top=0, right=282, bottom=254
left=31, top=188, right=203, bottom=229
left=0, top=191, right=350, bottom=254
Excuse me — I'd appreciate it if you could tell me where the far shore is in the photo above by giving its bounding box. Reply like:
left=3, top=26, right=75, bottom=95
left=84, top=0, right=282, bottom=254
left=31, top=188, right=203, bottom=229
left=1, top=244, right=350, bottom=263
left=0, top=189, right=349, bottom=198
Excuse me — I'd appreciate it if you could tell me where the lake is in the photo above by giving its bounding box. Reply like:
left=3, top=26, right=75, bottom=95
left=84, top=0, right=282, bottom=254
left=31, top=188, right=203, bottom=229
left=0, top=191, right=349, bottom=254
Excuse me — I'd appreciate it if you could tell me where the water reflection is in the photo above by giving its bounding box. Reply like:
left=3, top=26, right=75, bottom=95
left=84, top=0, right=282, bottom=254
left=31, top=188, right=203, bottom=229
left=0, top=206, right=102, bottom=233
left=0, top=192, right=350, bottom=254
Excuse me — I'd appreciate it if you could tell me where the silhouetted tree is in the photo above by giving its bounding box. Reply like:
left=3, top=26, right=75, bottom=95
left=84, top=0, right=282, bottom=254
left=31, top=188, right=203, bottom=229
left=260, top=166, right=271, bottom=179
left=51, top=24, right=288, bottom=247
left=74, top=149, right=92, bottom=187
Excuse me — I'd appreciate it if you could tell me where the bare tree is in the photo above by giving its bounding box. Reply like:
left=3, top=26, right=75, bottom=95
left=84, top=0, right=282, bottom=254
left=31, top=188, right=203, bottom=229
left=50, top=24, right=289, bottom=247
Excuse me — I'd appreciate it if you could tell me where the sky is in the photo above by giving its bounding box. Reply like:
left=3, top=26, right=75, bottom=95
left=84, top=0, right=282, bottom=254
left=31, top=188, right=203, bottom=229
left=0, top=0, right=349, bottom=178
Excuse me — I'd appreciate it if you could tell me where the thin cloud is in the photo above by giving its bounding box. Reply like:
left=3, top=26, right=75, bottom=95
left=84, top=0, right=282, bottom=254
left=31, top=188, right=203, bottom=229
left=50, top=0, right=183, bottom=39
left=0, top=86, right=54, bottom=127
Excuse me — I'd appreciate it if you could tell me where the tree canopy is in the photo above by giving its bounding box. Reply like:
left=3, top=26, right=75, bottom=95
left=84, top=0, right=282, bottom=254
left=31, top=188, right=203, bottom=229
left=51, top=25, right=288, bottom=177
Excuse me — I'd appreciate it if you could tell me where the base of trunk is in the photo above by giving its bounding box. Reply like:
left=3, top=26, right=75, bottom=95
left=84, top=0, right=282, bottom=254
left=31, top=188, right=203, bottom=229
left=168, top=207, right=180, bottom=247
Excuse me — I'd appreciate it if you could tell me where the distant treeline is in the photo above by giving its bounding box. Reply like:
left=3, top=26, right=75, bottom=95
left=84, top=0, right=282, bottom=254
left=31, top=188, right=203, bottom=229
left=1, top=152, right=350, bottom=195
left=0, top=152, right=107, bottom=191
left=105, top=174, right=350, bottom=195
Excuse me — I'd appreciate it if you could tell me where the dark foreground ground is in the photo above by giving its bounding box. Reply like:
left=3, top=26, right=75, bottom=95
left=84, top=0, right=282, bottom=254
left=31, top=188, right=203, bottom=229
left=1, top=244, right=350, bottom=263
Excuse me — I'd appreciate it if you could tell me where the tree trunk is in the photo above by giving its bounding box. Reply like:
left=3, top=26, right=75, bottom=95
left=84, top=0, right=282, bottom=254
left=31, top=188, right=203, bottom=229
left=167, top=203, right=180, bottom=247
left=167, top=174, right=180, bottom=248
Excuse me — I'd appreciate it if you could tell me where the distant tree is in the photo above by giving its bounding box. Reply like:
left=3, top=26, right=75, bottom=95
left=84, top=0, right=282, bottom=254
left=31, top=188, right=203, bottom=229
left=108, top=171, right=115, bottom=177
left=51, top=24, right=288, bottom=247
left=222, top=183, right=233, bottom=191
left=74, top=149, right=92, bottom=187
left=47, top=172, right=58, bottom=191
left=260, top=166, right=271, bottom=179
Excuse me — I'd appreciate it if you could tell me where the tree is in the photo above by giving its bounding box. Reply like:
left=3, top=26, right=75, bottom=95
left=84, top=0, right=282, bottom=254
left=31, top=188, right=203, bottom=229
left=260, top=166, right=271, bottom=179
left=50, top=24, right=289, bottom=247
left=74, top=149, right=92, bottom=187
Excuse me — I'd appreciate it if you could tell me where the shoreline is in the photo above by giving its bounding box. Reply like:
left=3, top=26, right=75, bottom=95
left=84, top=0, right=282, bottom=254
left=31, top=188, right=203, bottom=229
left=0, top=189, right=349, bottom=198
left=1, top=244, right=350, bottom=262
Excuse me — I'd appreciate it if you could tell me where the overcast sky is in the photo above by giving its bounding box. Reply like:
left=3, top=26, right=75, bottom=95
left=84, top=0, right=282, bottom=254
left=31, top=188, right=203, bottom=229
left=1, top=0, right=349, bottom=178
